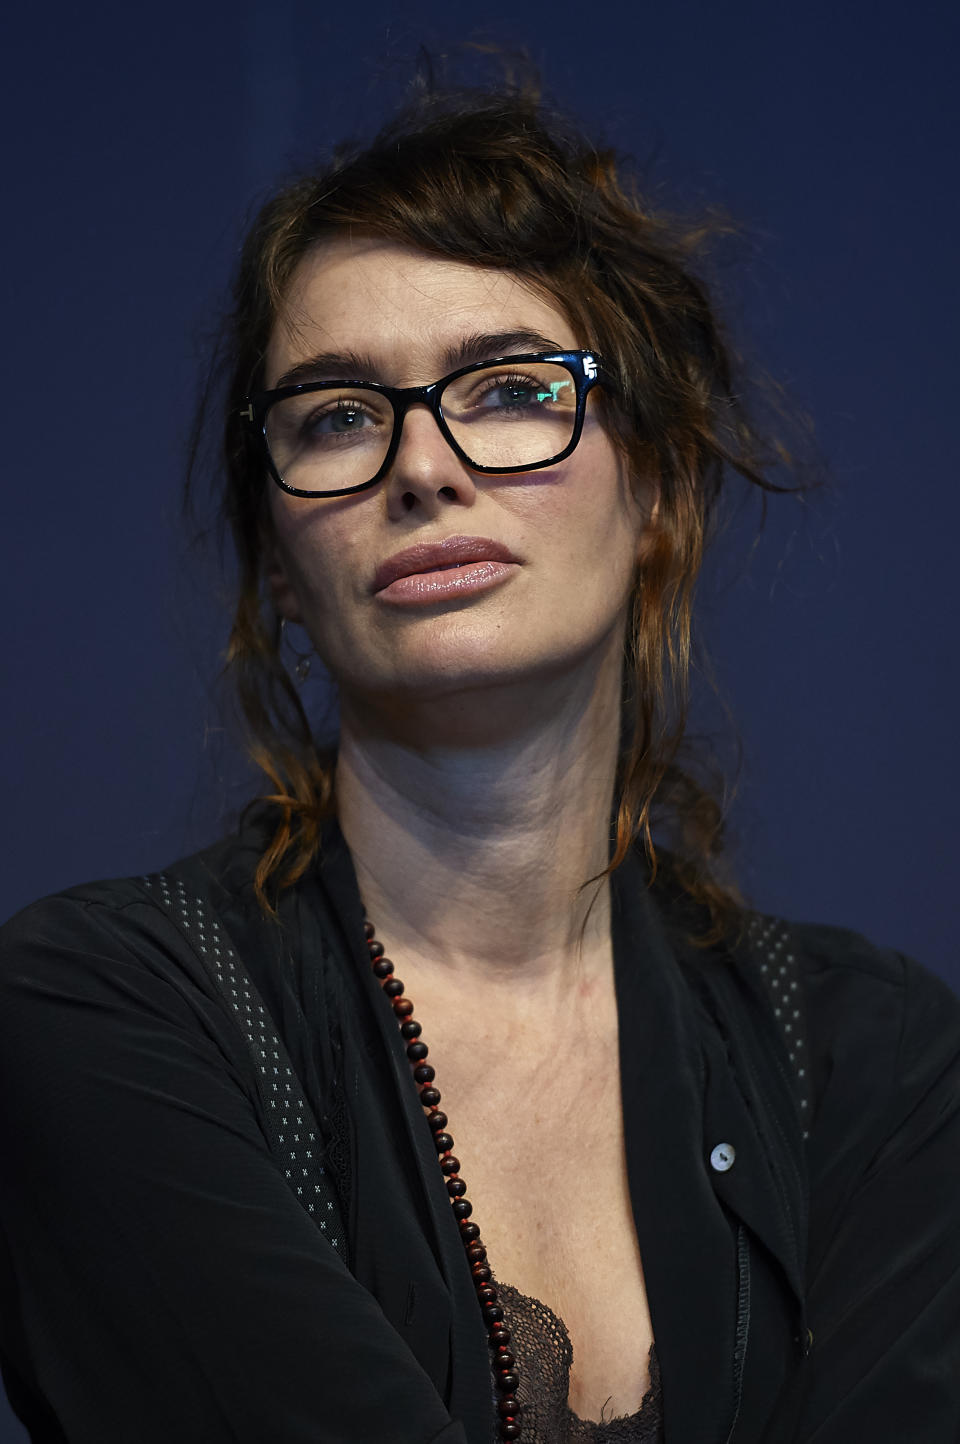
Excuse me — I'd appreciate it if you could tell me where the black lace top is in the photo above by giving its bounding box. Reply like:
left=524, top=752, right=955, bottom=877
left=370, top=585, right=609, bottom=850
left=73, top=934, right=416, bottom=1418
left=497, top=1280, right=664, bottom=1443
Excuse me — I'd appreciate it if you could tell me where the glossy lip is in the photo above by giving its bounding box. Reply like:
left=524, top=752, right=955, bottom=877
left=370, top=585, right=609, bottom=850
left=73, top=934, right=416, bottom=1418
left=371, top=535, right=521, bottom=594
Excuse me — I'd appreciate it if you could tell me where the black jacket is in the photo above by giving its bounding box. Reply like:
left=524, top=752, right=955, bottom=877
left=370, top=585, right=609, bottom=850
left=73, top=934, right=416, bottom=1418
left=1, top=813, right=958, bottom=1443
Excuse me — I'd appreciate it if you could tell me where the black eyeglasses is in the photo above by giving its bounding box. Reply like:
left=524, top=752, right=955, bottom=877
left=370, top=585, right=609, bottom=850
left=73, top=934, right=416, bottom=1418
left=239, top=349, right=611, bottom=498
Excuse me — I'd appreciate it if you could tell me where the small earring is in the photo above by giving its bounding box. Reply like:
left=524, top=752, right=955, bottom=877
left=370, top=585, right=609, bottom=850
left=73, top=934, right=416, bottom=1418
left=279, top=618, right=314, bottom=684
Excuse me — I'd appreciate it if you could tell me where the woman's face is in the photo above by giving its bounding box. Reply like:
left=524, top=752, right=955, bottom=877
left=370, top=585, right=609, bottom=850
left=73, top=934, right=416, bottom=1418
left=264, top=237, right=655, bottom=723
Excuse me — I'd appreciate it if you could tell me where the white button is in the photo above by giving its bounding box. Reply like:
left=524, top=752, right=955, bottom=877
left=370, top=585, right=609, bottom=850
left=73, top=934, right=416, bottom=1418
left=710, top=1142, right=736, bottom=1172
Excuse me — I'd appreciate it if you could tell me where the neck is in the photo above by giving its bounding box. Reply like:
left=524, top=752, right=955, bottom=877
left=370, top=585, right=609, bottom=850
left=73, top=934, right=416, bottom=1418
left=335, top=645, right=623, bottom=1003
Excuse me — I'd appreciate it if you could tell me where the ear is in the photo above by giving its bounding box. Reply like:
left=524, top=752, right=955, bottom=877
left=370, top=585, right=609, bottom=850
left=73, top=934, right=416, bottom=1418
left=263, top=537, right=304, bottom=624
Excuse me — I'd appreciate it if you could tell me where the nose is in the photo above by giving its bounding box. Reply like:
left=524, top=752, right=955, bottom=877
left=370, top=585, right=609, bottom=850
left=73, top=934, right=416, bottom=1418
left=383, top=402, right=478, bottom=517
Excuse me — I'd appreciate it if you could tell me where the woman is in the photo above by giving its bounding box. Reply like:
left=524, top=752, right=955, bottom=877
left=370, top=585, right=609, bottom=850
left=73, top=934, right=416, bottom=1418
left=1, top=86, right=958, bottom=1444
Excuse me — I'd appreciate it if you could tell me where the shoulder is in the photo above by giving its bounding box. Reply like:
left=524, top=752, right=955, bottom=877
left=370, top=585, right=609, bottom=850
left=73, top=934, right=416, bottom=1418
left=0, top=809, right=273, bottom=950
left=0, top=872, right=190, bottom=991
left=0, top=818, right=275, bottom=1045
left=754, top=923, right=960, bottom=1429
left=670, top=870, right=960, bottom=1086
left=757, top=911, right=960, bottom=1083
left=2, top=838, right=227, bottom=950
left=647, top=855, right=960, bottom=1157
left=647, top=852, right=958, bottom=1053
left=744, top=912, right=960, bottom=1191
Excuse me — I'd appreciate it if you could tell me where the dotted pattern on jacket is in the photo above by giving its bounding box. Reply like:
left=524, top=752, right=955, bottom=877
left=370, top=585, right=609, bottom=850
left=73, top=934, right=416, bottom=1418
left=138, top=870, right=349, bottom=1256
left=746, top=914, right=812, bottom=1140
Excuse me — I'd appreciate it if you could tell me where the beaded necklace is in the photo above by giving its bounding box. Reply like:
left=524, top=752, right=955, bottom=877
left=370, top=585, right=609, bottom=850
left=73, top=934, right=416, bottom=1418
left=364, top=918, right=523, bottom=1441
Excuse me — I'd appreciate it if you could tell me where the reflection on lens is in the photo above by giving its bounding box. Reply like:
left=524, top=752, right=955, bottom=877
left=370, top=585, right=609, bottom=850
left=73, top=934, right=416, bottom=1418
left=443, top=362, right=576, bottom=468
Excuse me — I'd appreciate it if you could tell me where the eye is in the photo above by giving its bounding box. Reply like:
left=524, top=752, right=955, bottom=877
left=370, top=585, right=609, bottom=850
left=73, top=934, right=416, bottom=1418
left=482, top=378, right=539, bottom=408
left=307, top=399, right=377, bottom=435
left=467, top=370, right=574, bottom=413
left=476, top=373, right=543, bottom=409
left=271, top=389, right=392, bottom=452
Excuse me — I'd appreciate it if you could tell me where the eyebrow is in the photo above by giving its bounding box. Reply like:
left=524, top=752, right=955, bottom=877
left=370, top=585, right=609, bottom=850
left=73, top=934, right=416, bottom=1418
left=271, top=329, right=566, bottom=390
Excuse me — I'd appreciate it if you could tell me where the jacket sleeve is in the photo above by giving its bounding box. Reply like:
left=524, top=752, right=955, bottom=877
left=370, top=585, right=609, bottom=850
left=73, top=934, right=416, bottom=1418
left=796, top=940, right=960, bottom=1441
left=0, top=892, right=467, bottom=1444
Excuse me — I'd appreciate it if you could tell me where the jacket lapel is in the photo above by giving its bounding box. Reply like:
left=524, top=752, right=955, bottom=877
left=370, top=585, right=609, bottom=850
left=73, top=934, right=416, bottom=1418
left=612, top=852, right=808, bottom=1441
left=611, top=857, right=740, bottom=1441
left=689, top=956, right=809, bottom=1307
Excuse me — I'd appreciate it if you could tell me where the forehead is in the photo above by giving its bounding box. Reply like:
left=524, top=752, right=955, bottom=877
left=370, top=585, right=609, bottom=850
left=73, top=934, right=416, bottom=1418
left=265, top=236, right=578, bottom=387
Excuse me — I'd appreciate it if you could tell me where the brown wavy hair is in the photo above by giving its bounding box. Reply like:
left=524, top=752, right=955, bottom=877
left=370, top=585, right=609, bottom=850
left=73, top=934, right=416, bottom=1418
left=192, top=78, right=795, bottom=941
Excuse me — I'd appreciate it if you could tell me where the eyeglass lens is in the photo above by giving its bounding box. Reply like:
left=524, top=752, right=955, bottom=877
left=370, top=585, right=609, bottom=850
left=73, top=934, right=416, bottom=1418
left=264, top=359, right=578, bottom=494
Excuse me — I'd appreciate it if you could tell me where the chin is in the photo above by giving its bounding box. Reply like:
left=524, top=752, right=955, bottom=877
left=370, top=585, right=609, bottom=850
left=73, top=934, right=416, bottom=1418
left=350, top=638, right=613, bottom=716
left=379, top=653, right=537, bottom=701
left=327, top=604, right=625, bottom=716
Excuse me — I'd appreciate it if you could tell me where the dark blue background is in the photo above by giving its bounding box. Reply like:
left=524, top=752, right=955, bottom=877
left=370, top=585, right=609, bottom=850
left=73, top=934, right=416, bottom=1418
left=1, top=1, right=957, bottom=1434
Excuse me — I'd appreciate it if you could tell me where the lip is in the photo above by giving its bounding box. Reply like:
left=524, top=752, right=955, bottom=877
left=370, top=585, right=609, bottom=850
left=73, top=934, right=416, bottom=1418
left=372, top=535, right=522, bottom=595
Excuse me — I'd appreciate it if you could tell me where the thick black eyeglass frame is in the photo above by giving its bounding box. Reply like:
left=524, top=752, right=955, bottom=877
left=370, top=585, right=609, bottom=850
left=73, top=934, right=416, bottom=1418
left=239, top=349, right=612, bottom=498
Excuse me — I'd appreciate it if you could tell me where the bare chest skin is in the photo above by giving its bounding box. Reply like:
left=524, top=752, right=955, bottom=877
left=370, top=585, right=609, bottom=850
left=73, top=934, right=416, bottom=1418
left=407, top=961, right=655, bottom=1422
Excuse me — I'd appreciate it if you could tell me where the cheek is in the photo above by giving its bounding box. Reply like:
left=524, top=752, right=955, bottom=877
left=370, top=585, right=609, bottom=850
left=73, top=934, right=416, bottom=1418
left=269, top=493, right=360, bottom=611
left=553, top=436, right=648, bottom=575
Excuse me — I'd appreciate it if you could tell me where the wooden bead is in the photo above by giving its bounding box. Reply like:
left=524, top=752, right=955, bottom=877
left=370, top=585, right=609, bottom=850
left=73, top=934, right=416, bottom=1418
left=365, top=917, right=523, bottom=1434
